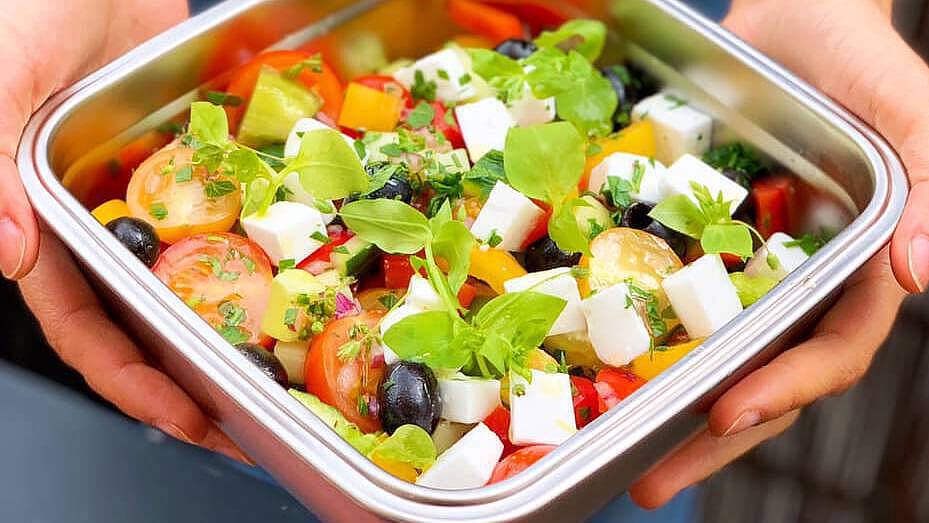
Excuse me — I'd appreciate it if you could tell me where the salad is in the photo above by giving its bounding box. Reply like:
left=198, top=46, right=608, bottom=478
left=88, top=8, right=832, bottom=490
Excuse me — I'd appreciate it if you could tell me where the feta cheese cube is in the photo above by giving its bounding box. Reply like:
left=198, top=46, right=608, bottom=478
left=439, top=375, right=502, bottom=424
left=274, top=340, right=309, bottom=385
left=509, top=370, right=577, bottom=446
left=281, top=173, right=336, bottom=224
left=503, top=268, right=586, bottom=336
left=662, top=154, right=749, bottom=216
left=393, top=48, right=476, bottom=103
left=240, top=201, right=328, bottom=266
left=406, top=275, right=445, bottom=311
left=581, top=283, right=652, bottom=367
left=379, top=304, right=422, bottom=365
left=588, top=153, right=667, bottom=204
left=744, top=232, right=811, bottom=281
left=508, top=84, right=556, bottom=127
left=284, top=118, right=357, bottom=159
left=455, top=98, right=516, bottom=163
left=662, top=254, right=743, bottom=338
left=416, top=423, right=503, bottom=490
left=632, top=93, right=713, bottom=164
left=470, top=182, right=545, bottom=252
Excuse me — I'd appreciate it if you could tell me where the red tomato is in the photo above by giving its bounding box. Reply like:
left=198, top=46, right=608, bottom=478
left=224, top=50, right=344, bottom=133
left=447, top=0, right=525, bottom=44
left=595, top=368, right=646, bottom=413
left=458, top=282, right=478, bottom=308
left=570, top=376, right=600, bottom=429
left=401, top=102, right=465, bottom=150
left=297, top=227, right=355, bottom=270
left=752, top=175, right=794, bottom=239
left=719, top=252, right=745, bottom=270
left=154, top=233, right=273, bottom=344
left=520, top=201, right=552, bottom=250
left=483, top=1, right=578, bottom=33
left=382, top=254, right=427, bottom=289
left=483, top=406, right=520, bottom=457
left=305, top=311, right=386, bottom=433
left=355, top=75, right=414, bottom=108
left=489, top=445, right=557, bottom=484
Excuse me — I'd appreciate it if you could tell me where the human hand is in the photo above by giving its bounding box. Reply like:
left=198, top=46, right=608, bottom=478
left=630, top=0, right=927, bottom=507
left=2, top=0, right=249, bottom=463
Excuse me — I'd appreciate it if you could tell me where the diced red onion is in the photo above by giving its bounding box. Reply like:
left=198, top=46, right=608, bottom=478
left=335, top=292, right=362, bottom=319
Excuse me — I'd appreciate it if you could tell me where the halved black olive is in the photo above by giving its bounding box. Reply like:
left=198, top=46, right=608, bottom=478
left=601, top=64, right=658, bottom=130
left=106, top=217, right=161, bottom=267
left=620, top=202, right=688, bottom=259
left=524, top=237, right=582, bottom=273
left=494, top=38, right=538, bottom=60
left=379, top=362, right=441, bottom=434
left=234, top=343, right=289, bottom=388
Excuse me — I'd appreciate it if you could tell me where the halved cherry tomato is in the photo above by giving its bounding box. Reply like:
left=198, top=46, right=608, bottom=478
left=595, top=368, right=646, bottom=413
left=126, top=145, right=241, bottom=244
left=570, top=376, right=600, bottom=429
left=447, top=0, right=524, bottom=44
left=458, top=282, right=478, bottom=308
left=305, top=311, right=386, bottom=433
left=489, top=445, right=557, bottom=484
left=224, top=50, right=344, bottom=133
left=354, top=74, right=414, bottom=109
left=483, top=1, right=579, bottom=33
left=401, top=101, right=465, bottom=150
left=154, top=233, right=273, bottom=344
left=520, top=201, right=553, bottom=250
left=382, top=254, right=427, bottom=289
left=752, top=175, right=794, bottom=239
left=483, top=406, right=520, bottom=457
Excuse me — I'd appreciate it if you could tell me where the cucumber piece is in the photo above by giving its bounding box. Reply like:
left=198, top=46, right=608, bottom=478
left=332, top=236, right=379, bottom=277
left=238, top=66, right=322, bottom=148
left=575, top=195, right=613, bottom=240
left=260, top=269, right=324, bottom=342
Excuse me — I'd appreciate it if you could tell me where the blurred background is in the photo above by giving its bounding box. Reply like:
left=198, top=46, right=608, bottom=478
left=2, top=0, right=928, bottom=522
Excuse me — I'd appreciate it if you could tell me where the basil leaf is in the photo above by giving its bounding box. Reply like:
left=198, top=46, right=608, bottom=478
left=701, top=223, right=754, bottom=258
left=382, top=311, right=466, bottom=369
left=189, top=102, right=230, bottom=146
left=431, top=220, right=474, bottom=294
left=648, top=195, right=706, bottom=239
left=242, top=177, right=273, bottom=217
left=548, top=198, right=592, bottom=256
left=469, top=48, right=525, bottom=79
left=730, top=272, right=778, bottom=307
left=504, top=122, right=586, bottom=204
left=340, top=199, right=431, bottom=254
left=406, top=102, right=435, bottom=129
left=224, top=148, right=266, bottom=184
left=551, top=52, right=617, bottom=137
left=463, top=149, right=507, bottom=199
left=474, top=291, right=566, bottom=351
left=368, top=425, right=436, bottom=471
left=534, top=19, right=607, bottom=62
left=291, top=129, right=368, bottom=200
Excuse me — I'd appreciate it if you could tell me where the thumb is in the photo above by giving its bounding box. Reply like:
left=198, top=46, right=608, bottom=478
left=724, top=0, right=929, bottom=293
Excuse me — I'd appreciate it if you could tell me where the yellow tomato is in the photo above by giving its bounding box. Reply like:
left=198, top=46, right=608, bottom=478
left=631, top=339, right=704, bottom=380
left=583, top=121, right=657, bottom=187
left=544, top=331, right=602, bottom=370
left=126, top=145, right=241, bottom=244
left=91, top=199, right=130, bottom=225
left=338, top=82, right=403, bottom=132
left=468, top=247, right=527, bottom=295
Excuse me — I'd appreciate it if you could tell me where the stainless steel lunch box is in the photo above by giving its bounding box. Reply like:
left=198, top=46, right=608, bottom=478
left=17, top=0, right=908, bottom=521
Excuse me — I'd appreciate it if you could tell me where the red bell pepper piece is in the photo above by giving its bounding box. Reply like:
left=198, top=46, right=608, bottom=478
left=570, top=376, right=600, bottom=429
left=520, top=201, right=553, bottom=250
left=752, top=175, right=794, bottom=239
left=447, top=0, right=524, bottom=45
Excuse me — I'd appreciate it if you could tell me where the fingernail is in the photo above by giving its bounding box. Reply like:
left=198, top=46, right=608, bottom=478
left=722, top=410, right=762, bottom=437
left=157, top=422, right=195, bottom=444
left=908, top=235, right=929, bottom=293
left=0, top=217, right=25, bottom=279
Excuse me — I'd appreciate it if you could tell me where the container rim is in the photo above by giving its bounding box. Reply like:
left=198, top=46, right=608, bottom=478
left=16, top=0, right=908, bottom=520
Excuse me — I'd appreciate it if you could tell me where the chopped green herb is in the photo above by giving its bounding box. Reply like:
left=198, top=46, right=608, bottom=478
left=664, top=94, right=687, bottom=110
left=570, top=266, right=591, bottom=279
left=784, top=230, right=833, bottom=256
left=279, top=259, right=296, bottom=271
left=410, top=70, right=437, bottom=102
left=205, top=91, right=245, bottom=107
left=149, top=202, right=168, bottom=221
left=436, top=69, right=450, bottom=80
left=311, top=231, right=332, bottom=244
left=283, top=54, right=323, bottom=79
left=174, top=165, right=193, bottom=183
left=486, top=229, right=503, bottom=248
left=332, top=245, right=350, bottom=255
left=357, top=395, right=370, bottom=416
left=586, top=143, right=603, bottom=157
left=218, top=301, right=247, bottom=328
left=283, top=308, right=299, bottom=328
left=406, top=101, right=436, bottom=129
left=205, top=180, right=237, bottom=198
left=512, top=383, right=527, bottom=397
left=378, top=293, right=400, bottom=310
left=218, top=325, right=250, bottom=345
left=458, top=73, right=472, bottom=85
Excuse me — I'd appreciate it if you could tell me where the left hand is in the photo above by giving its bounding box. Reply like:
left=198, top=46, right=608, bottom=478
left=630, top=0, right=926, bottom=507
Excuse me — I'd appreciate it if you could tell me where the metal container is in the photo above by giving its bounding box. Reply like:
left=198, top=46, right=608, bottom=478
left=16, top=0, right=907, bottom=521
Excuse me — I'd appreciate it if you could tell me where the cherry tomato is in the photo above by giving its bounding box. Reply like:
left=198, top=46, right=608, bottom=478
left=483, top=1, right=580, bottom=33
left=595, top=368, right=646, bottom=413
left=752, top=175, right=795, bottom=239
left=224, top=50, right=344, bottom=133
left=519, top=200, right=552, bottom=250
left=354, top=74, right=414, bottom=108
left=447, top=0, right=524, bottom=44
left=401, top=102, right=465, bottom=150
left=457, top=282, right=478, bottom=308
left=126, top=145, right=241, bottom=244
left=483, top=406, right=520, bottom=457
left=570, top=376, right=600, bottom=429
left=382, top=254, right=427, bottom=289
left=154, top=233, right=273, bottom=344
left=297, top=227, right=355, bottom=270
left=489, top=445, right=557, bottom=484
left=305, top=311, right=386, bottom=433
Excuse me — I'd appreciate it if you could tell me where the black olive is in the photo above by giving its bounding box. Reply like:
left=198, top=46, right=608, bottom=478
left=379, top=362, right=441, bottom=434
left=234, top=343, right=288, bottom=388
left=600, top=64, right=658, bottom=130
left=620, top=202, right=688, bottom=259
left=106, top=217, right=161, bottom=267
left=524, top=237, right=582, bottom=273
left=345, top=163, right=414, bottom=205
left=719, top=169, right=757, bottom=222
left=494, top=38, right=538, bottom=60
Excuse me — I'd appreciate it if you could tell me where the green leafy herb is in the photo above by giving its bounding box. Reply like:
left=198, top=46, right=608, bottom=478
left=604, top=175, right=635, bottom=209
left=459, top=73, right=472, bottom=85
left=205, top=180, right=238, bottom=198
left=463, top=150, right=507, bottom=199
left=289, top=390, right=380, bottom=455
left=340, top=199, right=432, bottom=254
left=174, top=165, right=193, bottom=183
left=368, top=424, right=437, bottom=472
left=534, top=19, right=607, bottom=62
left=218, top=301, right=247, bottom=328
left=627, top=281, right=668, bottom=339
left=587, top=218, right=607, bottom=240
left=730, top=272, right=778, bottom=307
left=286, top=129, right=369, bottom=201
left=784, top=230, right=833, bottom=256
left=218, top=326, right=250, bottom=345
left=311, top=231, right=332, bottom=244
left=283, top=54, right=323, bottom=79
left=377, top=293, right=400, bottom=310
left=283, top=308, right=299, bottom=328
left=205, top=90, right=245, bottom=107
left=486, top=229, right=503, bottom=248
left=406, top=101, right=436, bottom=129
left=505, top=122, right=585, bottom=205
left=548, top=198, right=592, bottom=255
left=525, top=50, right=617, bottom=136
left=410, top=70, right=437, bottom=102
left=149, top=202, right=168, bottom=221
left=586, top=143, right=603, bottom=157
left=703, top=143, right=765, bottom=178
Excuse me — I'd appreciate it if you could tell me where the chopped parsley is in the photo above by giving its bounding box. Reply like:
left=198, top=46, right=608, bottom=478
left=377, top=293, right=400, bottom=310
left=410, top=70, right=437, bottom=102
left=406, top=101, right=436, bottom=129
left=205, top=180, right=237, bottom=198
left=149, top=202, right=168, bottom=221
left=283, top=54, right=323, bottom=79
left=486, top=229, right=503, bottom=248
left=310, top=231, right=332, bottom=244
left=205, top=91, right=244, bottom=107
left=174, top=165, right=193, bottom=183
left=278, top=259, right=296, bottom=271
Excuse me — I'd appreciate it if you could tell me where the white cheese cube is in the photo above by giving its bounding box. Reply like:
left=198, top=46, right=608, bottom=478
left=416, top=423, right=503, bottom=490
left=455, top=98, right=516, bottom=163
left=744, top=232, right=810, bottom=281
left=581, top=283, right=652, bottom=367
left=662, top=154, right=749, bottom=216
left=284, top=118, right=357, bottom=159
left=406, top=275, right=445, bottom=311
left=439, top=375, right=502, bottom=424
left=508, top=84, right=556, bottom=127
left=632, top=93, right=713, bottom=164
left=240, top=201, right=328, bottom=266
left=503, top=268, right=586, bottom=336
left=281, top=173, right=336, bottom=224
left=274, top=340, right=309, bottom=386
left=509, top=370, right=577, bottom=446
left=379, top=304, right=425, bottom=365
left=662, top=254, right=743, bottom=338
left=393, top=48, right=476, bottom=103
left=470, top=182, right=545, bottom=252
left=588, top=153, right=666, bottom=205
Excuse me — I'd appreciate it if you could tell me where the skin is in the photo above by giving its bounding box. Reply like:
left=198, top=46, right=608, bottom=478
left=0, top=0, right=924, bottom=501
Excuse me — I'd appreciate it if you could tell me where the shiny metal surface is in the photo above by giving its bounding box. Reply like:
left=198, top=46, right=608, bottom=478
left=16, top=0, right=907, bottom=521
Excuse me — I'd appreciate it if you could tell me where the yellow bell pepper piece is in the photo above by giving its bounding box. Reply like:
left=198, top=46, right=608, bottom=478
left=452, top=34, right=494, bottom=49
left=338, top=82, right=404, bottom=132
left=468, top=247, right=527, bottom=295
left=91, top=199, right=130, bottom=225
left=631, top=338, right=704, bottom=381
left=583, top=121, right=657, bottom=185
left=369, top=453, right=419, bottom=482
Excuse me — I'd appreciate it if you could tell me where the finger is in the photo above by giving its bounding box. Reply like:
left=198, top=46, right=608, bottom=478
left=629, top=410, right=800, bottom=510
left=707, top=250, right=905, bottom=437
left=19, top=229, right=250, bottom=464
left=0, top=154, right=39, bottom=280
